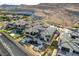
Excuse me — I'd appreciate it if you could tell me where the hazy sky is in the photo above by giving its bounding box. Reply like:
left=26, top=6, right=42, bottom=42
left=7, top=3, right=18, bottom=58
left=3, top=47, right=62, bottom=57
left=0, top=0, right=79, bottom=5
left=0, top=0, right=52, bottom=5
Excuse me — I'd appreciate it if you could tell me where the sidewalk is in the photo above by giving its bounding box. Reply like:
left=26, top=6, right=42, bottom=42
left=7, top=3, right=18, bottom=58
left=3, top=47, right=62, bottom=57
left=24, top=45, right=41, bottom=56
left=52, top=49, right=57, bottom=56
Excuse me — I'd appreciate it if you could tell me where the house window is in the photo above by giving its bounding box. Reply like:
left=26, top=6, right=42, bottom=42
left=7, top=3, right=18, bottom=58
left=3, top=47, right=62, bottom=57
left=71, top=35, right=76, bottom=39
left=61, top=47, right=70, bottom=54
left=73, top=50, right=79, bottom=55
left=58, top=55, right=61, bottom=56
left=40, top=37, right=44, bottom=41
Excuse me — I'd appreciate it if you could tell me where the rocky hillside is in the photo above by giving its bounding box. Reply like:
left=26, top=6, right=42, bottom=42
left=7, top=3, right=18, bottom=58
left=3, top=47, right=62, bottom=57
left=32, top=3, right=79, bottom=27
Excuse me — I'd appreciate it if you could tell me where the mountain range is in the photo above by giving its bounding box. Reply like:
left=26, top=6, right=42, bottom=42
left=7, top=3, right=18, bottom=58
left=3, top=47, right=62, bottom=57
left=0, top=3, right=79, bottom=27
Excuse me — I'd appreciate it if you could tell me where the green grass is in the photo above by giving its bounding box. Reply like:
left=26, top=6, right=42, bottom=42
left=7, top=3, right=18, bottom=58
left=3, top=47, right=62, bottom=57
left=0, top=22, right=4, bottom=26
left=0, top=30, right=15, bottom=40
left=0, top=30, right=24, bottom=42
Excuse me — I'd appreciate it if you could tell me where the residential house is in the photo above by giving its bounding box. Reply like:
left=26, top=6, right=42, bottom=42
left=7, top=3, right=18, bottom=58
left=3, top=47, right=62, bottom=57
left=20, top=25, right=57, bottom=52
left=57, top=30, right=79, bottom=56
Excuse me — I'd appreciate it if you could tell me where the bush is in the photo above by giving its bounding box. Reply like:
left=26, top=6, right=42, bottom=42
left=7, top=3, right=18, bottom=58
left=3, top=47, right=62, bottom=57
left=72, top=23, right=79, bottom=28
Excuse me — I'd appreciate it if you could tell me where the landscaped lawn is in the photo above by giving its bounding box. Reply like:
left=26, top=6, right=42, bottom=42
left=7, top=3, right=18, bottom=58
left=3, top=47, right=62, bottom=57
left=0, top=22, right=4, bottom=26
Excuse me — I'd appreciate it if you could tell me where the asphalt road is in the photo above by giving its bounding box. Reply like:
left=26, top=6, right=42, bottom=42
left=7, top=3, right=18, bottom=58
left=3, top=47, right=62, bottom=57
left=0, top=42, right=11, bottom=56
left=0, top=33, right=28, bottom=56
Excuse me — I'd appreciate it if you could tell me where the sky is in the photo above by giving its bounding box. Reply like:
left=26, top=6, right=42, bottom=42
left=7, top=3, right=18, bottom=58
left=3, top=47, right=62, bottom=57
left=0, top=0, right=52, bottom=5
left=0, top=0, right=79, bottom=5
